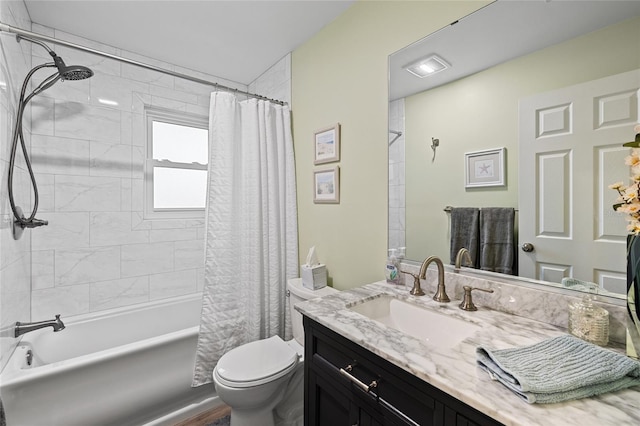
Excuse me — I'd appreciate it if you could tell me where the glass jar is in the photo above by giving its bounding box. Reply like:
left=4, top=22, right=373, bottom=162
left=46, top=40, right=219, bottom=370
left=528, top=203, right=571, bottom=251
left=568, top=296, right=609, bottom=346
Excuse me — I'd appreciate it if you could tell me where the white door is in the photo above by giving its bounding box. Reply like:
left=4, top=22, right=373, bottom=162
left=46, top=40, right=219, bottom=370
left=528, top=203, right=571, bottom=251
left=519, top=69, right=640, bottom=295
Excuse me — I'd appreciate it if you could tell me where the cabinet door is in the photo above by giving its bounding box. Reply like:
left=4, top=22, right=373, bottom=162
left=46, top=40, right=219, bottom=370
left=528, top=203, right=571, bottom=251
left=306, top=369, right=351, bottom=425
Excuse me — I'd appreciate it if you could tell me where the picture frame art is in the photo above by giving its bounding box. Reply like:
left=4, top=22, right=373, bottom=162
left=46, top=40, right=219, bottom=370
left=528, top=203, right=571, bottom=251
left=464, top=147, right=506, bottom=188
left=314, top=123, right=340, bottom=165
left=313, top=166, right=340, bottom=204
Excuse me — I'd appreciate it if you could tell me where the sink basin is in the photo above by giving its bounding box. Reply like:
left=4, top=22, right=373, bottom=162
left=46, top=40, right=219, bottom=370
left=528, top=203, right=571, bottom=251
left=348, top=295, right=480, bottom=347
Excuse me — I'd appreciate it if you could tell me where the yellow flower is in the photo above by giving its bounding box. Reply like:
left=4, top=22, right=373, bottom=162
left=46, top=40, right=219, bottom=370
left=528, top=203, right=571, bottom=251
left=625, top=151, right=640, bottom=167
left=624, top=186, right=639, bottom=201
left=609, top=181, right=625, bottom=190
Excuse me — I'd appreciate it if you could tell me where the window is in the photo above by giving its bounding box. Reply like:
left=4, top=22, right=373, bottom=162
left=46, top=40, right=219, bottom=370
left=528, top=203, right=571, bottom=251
left=145, top=107, right=208, bottom=219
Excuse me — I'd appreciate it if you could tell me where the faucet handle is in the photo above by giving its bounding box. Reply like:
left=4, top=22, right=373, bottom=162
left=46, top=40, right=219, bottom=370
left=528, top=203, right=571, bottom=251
left=459, top=286, right=494, bottom=311
left=400, top=270, right=425, bottom=296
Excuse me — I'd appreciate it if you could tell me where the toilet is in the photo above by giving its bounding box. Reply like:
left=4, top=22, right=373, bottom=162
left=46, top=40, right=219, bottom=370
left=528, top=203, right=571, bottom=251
left=213, top=278, right=337, bottom=426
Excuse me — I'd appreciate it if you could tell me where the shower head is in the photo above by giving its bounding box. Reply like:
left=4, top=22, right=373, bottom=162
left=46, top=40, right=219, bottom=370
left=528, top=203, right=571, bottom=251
left=52, top=55, right=94, bottom=81
left=17, top=35, right=94, bottom=81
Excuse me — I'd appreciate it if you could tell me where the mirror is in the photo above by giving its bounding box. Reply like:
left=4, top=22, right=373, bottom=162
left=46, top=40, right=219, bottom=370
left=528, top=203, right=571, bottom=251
left=388, top=0, right=640, bottom=300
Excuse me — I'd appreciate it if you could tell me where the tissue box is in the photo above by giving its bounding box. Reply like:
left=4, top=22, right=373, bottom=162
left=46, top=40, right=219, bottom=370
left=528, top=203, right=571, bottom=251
left=301, top=264, right=327, bottom=290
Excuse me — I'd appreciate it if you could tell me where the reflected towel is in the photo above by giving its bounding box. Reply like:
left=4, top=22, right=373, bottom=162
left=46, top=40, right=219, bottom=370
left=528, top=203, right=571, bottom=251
left=449, top=207, right=480, bottom=266
left=479, top=208, right=514, bottom=274
left=476, top=334, right=640, bottom=404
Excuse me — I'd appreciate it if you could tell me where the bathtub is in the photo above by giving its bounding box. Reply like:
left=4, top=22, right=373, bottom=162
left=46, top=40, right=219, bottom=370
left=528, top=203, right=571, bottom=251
left=0, top=294, right=218, bottom=426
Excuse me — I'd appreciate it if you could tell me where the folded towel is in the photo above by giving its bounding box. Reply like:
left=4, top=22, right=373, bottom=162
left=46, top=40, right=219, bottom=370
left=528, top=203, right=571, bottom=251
left=479, top=208, right=515, bottom=274
left=476, top=334, right=640, bottom=404
left=449, top=207, right=480, bottom=266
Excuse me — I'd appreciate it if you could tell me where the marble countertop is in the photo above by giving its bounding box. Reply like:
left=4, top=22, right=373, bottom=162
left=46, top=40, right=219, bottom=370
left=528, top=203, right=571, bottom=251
left=295, top=280, right=640, bottom=426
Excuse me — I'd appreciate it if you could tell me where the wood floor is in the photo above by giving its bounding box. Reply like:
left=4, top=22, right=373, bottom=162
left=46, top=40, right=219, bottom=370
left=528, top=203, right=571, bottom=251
left=173, top=404, right=231, bottom=426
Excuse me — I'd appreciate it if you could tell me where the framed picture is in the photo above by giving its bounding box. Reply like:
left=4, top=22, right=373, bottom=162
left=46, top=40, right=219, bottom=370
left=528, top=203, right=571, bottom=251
left=314, top=123, right=340, bottom=164
left=464, top=148, right=506, bottom=188
left=313, top=166, right=340, bottom=204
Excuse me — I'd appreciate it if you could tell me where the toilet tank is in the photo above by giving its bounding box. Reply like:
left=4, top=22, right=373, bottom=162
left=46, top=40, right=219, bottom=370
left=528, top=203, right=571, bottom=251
left=287, top=278, right=337, bottom=345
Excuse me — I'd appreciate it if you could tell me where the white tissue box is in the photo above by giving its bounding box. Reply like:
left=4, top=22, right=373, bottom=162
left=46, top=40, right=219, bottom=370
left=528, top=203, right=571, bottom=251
left=301, top=264, right=327, bottom=290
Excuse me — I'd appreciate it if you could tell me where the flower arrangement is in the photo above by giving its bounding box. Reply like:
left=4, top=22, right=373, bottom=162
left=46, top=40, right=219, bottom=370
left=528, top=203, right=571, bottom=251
left=610, top=124, right=640, bottom=234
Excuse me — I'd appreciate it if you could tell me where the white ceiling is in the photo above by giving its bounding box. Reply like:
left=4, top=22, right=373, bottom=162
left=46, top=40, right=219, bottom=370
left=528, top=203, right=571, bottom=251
left=22, top=0, right=355, bottom=84
left=390, top=0, right=640, bottom=101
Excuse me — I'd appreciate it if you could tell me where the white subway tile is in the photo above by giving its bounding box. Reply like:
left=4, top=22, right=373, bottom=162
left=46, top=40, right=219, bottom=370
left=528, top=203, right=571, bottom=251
left=90, top=276, right=149, bottom=311
left=33, top=173, right=55, bottom=213
left=131, top=179, right=143, bottom=211
left=151, top=96, right=186, bottom=111
left=54, top=101, right=121, bottom=143
left=131, top=110, right=145, bottom=146
left=175, top=239, right=204, bottom=270
left=0, top=253, right=30, bottom=295
left=131, top=211, right=152, bottom=230
left=30, top=96, right=55, bottom=136
left=120, top=111, right=133, bottom=145
left=31, top=212, right=90, bottom=250
left=150, top=269, right=196, bottom=300
left=121, top=63, right=174, bottom=89
left=90, top=212, right=149, bottom=247
left=152, top=219, right=185, bottom=230
left=121, top=178, right=132, bottom=212
left=32, top=285, right=90, bottom=318
left=55, top=175, right=121, bottom=212
left=121, top=241, right=174, bottom=277
left=90, top=141, right=132, bottom=178
left=131, top=146, right=144, bottom=179
left=32, top=250, right=54, bottom=290
left=31, top=134, right=90, bottom=176
left=131, top=92, right=151, bottom=115
left=149, top=228, right=197, bottom=243
left=90, top=72, right=149, bottom=112
left=55, top=246, right=120, bottom=286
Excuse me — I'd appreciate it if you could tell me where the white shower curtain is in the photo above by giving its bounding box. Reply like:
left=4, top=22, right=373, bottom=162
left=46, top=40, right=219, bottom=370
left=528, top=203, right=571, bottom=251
left=192, top=92, right=298, bottom=387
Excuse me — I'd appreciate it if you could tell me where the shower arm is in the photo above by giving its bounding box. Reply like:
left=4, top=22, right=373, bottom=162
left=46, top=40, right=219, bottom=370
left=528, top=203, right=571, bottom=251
left=16, top=34, right=56, bottom=57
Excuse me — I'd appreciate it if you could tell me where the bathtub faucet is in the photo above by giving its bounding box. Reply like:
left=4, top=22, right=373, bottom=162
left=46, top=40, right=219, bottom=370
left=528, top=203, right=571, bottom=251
left=14, top=314, right=65, bottom=338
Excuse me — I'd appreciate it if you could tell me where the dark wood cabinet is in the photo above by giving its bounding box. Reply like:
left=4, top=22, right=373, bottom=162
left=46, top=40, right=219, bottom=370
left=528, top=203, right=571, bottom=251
left=304, top=316, right=504, bottom=426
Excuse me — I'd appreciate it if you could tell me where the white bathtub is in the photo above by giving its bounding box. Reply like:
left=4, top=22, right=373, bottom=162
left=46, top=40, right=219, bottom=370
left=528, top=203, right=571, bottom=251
left=0, top=294, right=218, bottom=426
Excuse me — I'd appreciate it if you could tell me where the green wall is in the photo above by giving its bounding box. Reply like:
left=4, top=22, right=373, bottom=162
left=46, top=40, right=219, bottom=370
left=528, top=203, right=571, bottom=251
left=291, top=1, right=489, bottom=290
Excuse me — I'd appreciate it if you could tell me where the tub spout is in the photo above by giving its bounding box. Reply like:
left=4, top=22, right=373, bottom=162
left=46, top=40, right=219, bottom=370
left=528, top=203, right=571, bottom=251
left=15, top=314, right=65, bottom=338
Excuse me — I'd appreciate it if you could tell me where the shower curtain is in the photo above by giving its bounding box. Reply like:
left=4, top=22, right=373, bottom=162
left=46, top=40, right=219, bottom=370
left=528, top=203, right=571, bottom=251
left=192, top=92, right=298, bottom=387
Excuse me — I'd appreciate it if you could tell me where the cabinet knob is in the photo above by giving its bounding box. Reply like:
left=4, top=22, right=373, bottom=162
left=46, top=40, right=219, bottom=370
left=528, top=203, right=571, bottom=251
left=521, top=242, right=534, bottom=252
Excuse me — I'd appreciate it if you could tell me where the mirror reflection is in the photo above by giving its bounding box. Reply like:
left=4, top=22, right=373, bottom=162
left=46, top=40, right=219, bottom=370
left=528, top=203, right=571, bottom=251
left=389, top=0, right=640, bottom=299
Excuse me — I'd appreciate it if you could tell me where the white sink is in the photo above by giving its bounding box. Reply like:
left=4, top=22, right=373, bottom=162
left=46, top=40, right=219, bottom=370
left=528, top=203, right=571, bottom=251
left=348, top=295, right=480, bottom=347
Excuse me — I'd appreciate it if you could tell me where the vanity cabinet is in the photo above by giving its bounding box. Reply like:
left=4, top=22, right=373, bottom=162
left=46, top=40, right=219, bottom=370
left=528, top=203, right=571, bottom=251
left=304, top=316, right=503, bottom=426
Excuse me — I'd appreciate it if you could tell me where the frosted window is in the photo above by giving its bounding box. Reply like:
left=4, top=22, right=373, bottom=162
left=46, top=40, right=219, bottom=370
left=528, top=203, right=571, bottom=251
left=152, top=121, right=208, bottom=164
left=144, top=107, right=209, bottom=218
left=153, top=168, right=207, bottom=209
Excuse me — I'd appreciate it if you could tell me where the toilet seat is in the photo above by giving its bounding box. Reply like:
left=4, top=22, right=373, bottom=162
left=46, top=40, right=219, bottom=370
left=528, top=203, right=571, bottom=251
left=215, top=336, right=299, bottom=388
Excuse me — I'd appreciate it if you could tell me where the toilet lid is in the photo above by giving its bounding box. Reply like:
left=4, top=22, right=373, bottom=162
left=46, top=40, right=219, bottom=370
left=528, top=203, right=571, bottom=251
left=215, top=336, right=299, bottom=388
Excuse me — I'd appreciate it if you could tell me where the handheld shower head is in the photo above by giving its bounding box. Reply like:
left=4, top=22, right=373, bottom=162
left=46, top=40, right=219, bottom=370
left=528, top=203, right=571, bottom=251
left=52, top=55, right=94, bottom=81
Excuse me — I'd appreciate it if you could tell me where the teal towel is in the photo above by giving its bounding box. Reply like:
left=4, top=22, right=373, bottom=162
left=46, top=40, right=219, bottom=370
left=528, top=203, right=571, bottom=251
left=476, top=334, right=640, bottom=404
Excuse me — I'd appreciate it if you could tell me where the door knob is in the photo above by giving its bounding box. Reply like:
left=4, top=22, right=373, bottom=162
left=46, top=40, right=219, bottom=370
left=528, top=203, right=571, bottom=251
left=521, top=242, right=534, bottom=252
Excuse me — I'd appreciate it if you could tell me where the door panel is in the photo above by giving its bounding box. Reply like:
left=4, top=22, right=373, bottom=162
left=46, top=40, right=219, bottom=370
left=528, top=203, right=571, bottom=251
left=519, top=69, right=640, bottom=292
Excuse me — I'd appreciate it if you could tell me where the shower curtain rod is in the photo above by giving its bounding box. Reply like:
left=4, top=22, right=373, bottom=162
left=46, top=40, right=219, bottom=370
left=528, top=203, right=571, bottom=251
left=0, top=22, right=286, bottom=106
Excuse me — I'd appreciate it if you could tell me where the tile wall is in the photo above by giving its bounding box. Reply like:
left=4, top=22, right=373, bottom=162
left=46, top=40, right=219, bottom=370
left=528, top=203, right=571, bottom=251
left=388, top=98, right=405, bottom=251
left=27, top=25, right=291, bottom=320
left=0, top=0, right=32, bottom=369
left=0, top=6, right=291, bottom=370
left=248, top=53, right=291, bottom=105
left=25, top=23, right=246, bottom=320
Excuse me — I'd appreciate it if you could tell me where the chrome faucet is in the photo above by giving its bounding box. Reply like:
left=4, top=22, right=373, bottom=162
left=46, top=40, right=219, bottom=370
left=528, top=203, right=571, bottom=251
left=14, top=314, right=65, bottom=338
left=455, top=248, right=473, bottom=271
left=419, top=256, right=450, bottom=303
